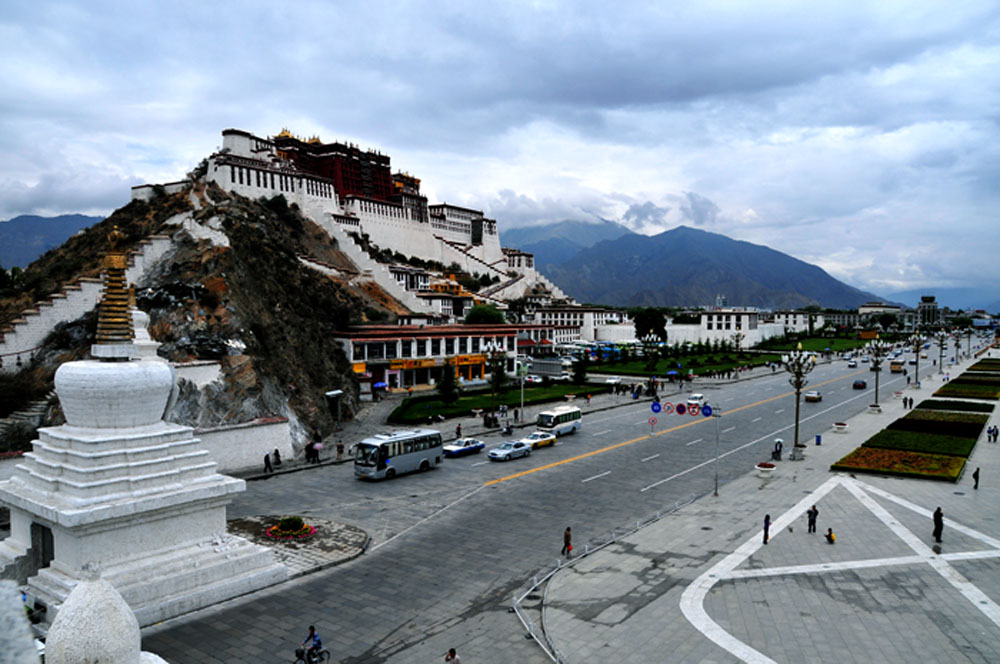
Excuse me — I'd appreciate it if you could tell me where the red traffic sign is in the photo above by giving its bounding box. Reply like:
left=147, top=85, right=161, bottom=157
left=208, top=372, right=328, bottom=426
left=663, top=402, right=674, bottom=414
left=649, top=417, right=657, bottom=426
left=689, top=405, right=701, bottom=416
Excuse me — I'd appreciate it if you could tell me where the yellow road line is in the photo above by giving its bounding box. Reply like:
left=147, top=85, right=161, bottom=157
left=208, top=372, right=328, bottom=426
left=485, top=369, right=874, bottom=486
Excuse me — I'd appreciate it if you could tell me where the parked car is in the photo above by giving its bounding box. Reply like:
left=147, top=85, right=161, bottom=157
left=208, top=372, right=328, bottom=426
left=552, top=372, right=572, bottom=381
left=605, top=376, right=622, bottom=384
left=853, top=380, right=867, bottom=389
left=521, top=431, right=557, bottom=449
left=847, top=360, right=858, bottom=368
left=488, top=441, right=532, bottom=461
left=442, top=438, right=485, bottom=458
left=804, top=390, right=822, bottom=402
left=524, top=374, right=543, bottom=384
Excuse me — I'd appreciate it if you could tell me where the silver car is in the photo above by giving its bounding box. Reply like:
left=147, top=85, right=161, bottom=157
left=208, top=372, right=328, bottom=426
left=488, top=441, right=532, bottom=461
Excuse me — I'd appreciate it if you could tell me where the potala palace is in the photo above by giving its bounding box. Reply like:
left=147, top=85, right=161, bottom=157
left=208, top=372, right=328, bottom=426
left=132, top=128, right=573, bottom=316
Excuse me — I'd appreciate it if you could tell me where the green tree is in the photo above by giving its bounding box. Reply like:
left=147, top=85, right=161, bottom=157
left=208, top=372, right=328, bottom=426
left=630, top=307, right=667, bottom=340
left=464, top=304, right=506, bottom=324
left=875, top=312, right=898, bottom=331
left=436, top=358, right=460, bottom=404
left=488, top=352, right=507, bottom=406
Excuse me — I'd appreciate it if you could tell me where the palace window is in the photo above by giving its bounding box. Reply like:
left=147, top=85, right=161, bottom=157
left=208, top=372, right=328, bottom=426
left=445, top=338, right=454, bottom=354
left=431, top=339, right=441, bottom=355
left=385, top=342, right=397, bottom=359
left=459, top=338, right=468, bottom=354
left=401, top=341, right=412, bottom=358
left=366, top=343, right=384, bottom=360
left=416, top=340, right=427, bottom=356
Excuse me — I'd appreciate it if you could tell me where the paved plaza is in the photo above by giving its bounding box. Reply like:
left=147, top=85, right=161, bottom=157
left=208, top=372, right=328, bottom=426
left=544, top=353, right=1000, bottom=663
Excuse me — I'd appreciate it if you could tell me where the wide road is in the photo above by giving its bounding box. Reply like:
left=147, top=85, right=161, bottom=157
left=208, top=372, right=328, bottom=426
left=143, top=348, right=946, bottom=663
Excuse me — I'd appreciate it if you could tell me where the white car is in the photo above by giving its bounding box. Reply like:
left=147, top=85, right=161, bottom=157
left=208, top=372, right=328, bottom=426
left=524, top=374, right=543, bottom=384
left=488, top=441, right=532, bottom=461
left=605, top=376, right=622, bottom=384
left=552, top=372, right=572, bottom=381
left=687, top=393, right=707, bottom=407
left=520, top=431, right=556, bottom=449
left=847, top=360, right=858, bottom=368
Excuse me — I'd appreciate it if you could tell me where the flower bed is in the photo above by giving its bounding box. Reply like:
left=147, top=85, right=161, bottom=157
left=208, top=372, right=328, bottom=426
left=831, top=447, right=965, bottom=482
left=968, top=359, right=1000, bottom=371
left=266, top=516, right=317, bottom=540
left=914, top=399, right=995, bottom=413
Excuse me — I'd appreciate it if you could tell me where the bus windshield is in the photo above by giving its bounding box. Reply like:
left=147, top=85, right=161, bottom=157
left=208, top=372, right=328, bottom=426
left=538, top=413, right=557, bottom=428
left=355, top=443, right=379, bottom=466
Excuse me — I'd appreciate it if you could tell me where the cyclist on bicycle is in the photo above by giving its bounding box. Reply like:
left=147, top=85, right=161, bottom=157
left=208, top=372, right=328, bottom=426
left=301, top=625, right=322, bottom=662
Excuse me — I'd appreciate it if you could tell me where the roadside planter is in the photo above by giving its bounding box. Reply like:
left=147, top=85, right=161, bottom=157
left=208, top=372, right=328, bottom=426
left=894, top=391, right=904, bottom=400
left=756, top=461, right=776, bottom=478
left=565, top=394, right=576, bottom=401
left=833, top=422, right=849, bottom=434
left=790, top=443, right=807, bottom=461
left=869, top=404, right=882, bottom=414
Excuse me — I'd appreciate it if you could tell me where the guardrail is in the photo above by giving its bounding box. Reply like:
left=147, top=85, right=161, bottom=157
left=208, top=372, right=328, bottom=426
left=510, top=491, right=704, bottom=662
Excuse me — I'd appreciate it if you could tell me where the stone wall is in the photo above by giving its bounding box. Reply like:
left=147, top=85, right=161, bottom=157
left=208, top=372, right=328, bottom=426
left=195, top=417, right=293, bottom=473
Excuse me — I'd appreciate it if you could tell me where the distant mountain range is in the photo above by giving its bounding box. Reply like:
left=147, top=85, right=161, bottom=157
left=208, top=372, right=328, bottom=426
left=884, top=287, right=999, bottom=313
left=515, top=223, right=887, bottom=309
left=0, top=214, right=103, bottom=269
left=501, top=219, right=635, bottom=269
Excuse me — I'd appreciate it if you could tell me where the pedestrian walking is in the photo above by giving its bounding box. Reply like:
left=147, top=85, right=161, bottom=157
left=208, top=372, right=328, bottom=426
left=264, top=452, right=273, bottom=473
left=807, top=505, right=818, bottom=534
left=562, top=526, right=573, bottom=557
left=456, top=423, right=462, bottom=438
left=906, top=375, right=911, bottom=385
left=973, top=467, right=980, bottom=490
left=513, top=407, right=519, bottom=423
left=825, top=528, right=836, bottom=544
left=933, top=507, right=944, bottom=543
left=445, top=647, right=461, bottom=663
left=336, top=440, right=345, bottom=462
left=273, top=448, right=282, bottom=466
left=763, top=514, right=771, bottom=545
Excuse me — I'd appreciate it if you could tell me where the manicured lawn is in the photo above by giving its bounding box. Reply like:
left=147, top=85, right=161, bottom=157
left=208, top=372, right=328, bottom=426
left=388, top=384, right=609, bottom=424
left=934, top=383, right=1000, bottom=400
left=886, top=410, right=989, bottom=439
left=587, top=353, right=782, bottom=377
left=759, top=338, right=869, bottom=353
left=861, top=429, right=977, bottom=457
left=914, top=399, right=995, bottom=413
left=831, top=447, right=965, bottom=482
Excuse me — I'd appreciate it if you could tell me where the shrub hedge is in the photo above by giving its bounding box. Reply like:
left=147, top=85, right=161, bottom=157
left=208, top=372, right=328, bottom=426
left=969, top=359, right=1000, bottom=371
left=933, top=383, right=1000, bottom=400
left=886, top=410, right=989, bottom=439
left=861, top=429, right=977, bottom=457
left=914, top=399, right=995, bottom=413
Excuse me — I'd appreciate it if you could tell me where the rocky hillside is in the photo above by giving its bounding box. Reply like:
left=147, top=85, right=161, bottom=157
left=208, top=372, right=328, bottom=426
left=1, top=181, right=399, bottom=449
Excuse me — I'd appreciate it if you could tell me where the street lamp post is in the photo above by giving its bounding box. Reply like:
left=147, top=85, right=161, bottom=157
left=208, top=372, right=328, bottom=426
left=484, top=340, right=507, bottom=421
left=865, top=337, right=891, bottom=405
left=782, top=343, right=816, bottom=454
left=910, top=333, right=922, bottom=389
left=713, top=408, right=722, bottom=497
left=935, top=329, right=949, bottom=374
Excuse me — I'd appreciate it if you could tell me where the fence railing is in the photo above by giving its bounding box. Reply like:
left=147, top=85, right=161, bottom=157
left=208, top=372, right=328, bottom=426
left=510, top=491, right=704, bottom=662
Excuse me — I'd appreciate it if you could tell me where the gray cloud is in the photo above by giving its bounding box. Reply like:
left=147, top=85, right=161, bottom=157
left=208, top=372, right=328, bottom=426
left=0, top=1, right=997, bottom=296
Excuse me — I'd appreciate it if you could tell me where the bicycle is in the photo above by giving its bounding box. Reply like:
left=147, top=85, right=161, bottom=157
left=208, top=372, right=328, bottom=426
left=294, top=646, right=331, bottom=663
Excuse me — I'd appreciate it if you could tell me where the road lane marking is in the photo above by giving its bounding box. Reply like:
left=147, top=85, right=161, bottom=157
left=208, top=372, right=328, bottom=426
left=371, top=484, right=486, bottom=551
left=685, top=438, right=703, bottom=446
left=582, top=471, right=611, bottom=483
left=751, top=417, right=762, bottom=423
left=774, top=409, right=784, bottom=414
left=471, top=461, right=488, bottom=466
left=487, top=371, right=880, bottom=486
left=641, top=454, right=660, bottom=462
left=592, top=429, right=612, bottom=436
left=722, top=426, right=736, bottom=433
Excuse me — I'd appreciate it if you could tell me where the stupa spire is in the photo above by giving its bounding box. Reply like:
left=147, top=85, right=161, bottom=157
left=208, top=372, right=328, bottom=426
left=92, top=226, right=136, bottom=359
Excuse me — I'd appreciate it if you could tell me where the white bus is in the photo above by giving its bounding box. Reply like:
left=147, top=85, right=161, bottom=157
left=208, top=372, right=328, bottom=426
left=354, top=429, right=443, bottom=480
left=536, top=406, right=582, bottom=436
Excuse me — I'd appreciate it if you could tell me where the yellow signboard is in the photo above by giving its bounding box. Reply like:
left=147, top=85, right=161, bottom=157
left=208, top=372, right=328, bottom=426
left=351, top=362, right=367, bottom=374
left=456, top=354, right=487, bottom=365
left=389, top=358, right=438, bottom=370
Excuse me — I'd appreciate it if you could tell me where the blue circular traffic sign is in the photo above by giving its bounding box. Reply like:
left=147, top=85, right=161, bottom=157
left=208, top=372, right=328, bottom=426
left=651, top=402, right=662, bottom=413
left=676, top=403, right=687, bottom=415
left=702, top=405, right=713, bottom=417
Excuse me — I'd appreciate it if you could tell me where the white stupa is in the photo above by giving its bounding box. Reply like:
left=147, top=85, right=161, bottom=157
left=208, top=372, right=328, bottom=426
left=0, top=227, right=286, bottom=627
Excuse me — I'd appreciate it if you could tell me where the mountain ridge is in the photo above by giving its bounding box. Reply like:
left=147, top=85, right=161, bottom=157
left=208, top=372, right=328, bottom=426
left=0, top=214, right=104, bottom=269
left=541, top=225, right=888, bottom=309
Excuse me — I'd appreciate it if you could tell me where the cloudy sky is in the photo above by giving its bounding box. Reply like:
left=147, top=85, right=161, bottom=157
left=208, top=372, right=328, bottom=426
left=2, top=1, right=998, bottom=297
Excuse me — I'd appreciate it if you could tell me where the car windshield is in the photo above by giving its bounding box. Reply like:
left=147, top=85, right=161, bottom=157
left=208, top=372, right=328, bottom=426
left=497, top=443, right=513, bottom=450
left=354, top=443, right=378, bottom=466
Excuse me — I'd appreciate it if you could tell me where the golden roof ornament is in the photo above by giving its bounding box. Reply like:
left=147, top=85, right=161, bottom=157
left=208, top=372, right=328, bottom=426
left=92, top=226, right=136, bottom=359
